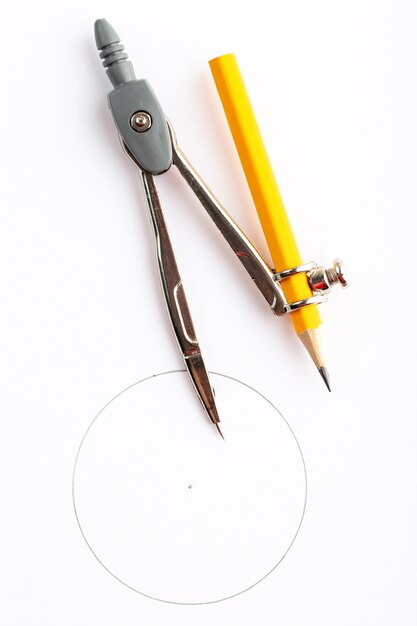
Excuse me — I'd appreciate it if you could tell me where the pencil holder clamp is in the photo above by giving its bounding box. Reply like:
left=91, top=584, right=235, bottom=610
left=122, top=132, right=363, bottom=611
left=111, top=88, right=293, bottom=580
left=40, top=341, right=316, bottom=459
left=274, top=259, right=348, bottom=314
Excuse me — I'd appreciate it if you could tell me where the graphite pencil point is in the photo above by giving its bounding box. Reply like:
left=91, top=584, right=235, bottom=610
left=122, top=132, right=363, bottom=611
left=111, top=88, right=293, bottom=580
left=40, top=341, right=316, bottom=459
left=319, top=366, right=331, bottom=392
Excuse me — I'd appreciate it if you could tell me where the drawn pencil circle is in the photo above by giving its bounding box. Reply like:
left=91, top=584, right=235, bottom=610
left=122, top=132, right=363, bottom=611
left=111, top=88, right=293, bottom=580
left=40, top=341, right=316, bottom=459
left=72, top=370, right=307, bottom=605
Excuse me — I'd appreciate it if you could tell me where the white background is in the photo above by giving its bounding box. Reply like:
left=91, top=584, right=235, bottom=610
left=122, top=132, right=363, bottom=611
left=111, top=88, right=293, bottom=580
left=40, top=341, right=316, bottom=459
left=73, top=372, right=308, bottom=605
left=1, top=0, right=416, bottom=624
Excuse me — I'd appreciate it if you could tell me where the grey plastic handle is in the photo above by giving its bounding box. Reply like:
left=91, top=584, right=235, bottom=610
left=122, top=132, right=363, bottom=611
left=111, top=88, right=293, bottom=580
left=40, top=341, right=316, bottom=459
left=109, top=80, right=172, bottom=175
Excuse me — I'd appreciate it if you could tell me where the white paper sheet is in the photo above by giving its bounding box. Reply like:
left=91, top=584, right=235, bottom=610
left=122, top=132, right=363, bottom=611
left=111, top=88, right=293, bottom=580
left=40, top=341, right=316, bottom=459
left=1, top=1, right=416, bottom=624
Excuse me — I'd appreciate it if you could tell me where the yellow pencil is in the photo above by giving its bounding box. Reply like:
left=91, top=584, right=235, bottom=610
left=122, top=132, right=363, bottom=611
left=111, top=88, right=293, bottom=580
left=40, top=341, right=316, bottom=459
left=209, top=53, right=330, bottom=390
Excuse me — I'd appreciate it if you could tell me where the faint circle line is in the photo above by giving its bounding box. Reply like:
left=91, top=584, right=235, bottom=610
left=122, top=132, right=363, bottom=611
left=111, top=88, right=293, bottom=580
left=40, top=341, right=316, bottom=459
left=72, top=369, right=308, bottom=605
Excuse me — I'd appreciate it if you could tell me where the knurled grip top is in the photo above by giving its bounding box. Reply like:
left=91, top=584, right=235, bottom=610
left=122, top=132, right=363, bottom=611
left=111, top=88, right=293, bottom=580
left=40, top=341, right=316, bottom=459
left=94, top=18, right=136, bottom=87
left=94, top=18, right=172, bottom=175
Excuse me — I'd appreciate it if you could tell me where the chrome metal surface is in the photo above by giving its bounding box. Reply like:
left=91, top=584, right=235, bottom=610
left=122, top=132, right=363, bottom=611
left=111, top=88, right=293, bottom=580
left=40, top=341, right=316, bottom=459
left=169, top=122, right=288, bottom=317
left=275, top=257, right=347, bottom=310
left=328, top=259, right=348, bottom=288
left=273, top=262, right=328, bottom=311
left=285, top=293, right=327, bottom=312
left=308, top=259, right=348, bottom=292
left=130, top=111, right=152, bottom=133
left=140, top=170, right=220, bottom=426
left=307, top=265, right=331, bottom=292
left=274, top=261, right=317, bottom=281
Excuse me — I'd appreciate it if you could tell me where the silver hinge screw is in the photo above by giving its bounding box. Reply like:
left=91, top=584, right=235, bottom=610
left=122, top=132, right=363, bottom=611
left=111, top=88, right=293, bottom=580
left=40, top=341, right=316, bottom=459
left=130, top=111, right=152, bottom=133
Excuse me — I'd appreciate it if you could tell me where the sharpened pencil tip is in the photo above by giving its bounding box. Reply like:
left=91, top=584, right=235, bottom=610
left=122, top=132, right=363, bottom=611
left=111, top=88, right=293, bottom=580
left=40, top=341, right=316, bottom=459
left=215, top=422, right=225, bottom=440
left=319, top=367, right=331, bottom=392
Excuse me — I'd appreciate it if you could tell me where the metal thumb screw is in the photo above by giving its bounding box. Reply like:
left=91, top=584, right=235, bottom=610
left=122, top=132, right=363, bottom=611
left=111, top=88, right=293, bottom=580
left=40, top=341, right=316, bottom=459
left=326, top=259, right=348, bottom=287
left=309, top=259, right=348, bottom=293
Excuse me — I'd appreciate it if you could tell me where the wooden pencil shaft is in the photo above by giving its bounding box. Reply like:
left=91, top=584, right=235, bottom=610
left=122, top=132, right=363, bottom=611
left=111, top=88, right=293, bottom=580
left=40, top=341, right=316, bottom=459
left=209, top=54, right=321, bottom=335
